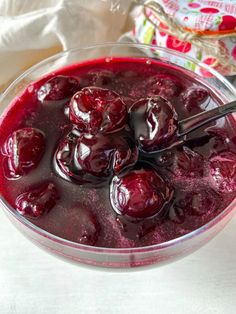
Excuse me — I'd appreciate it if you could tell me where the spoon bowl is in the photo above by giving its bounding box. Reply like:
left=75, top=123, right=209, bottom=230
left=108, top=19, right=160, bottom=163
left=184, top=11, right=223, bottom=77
left=146, top=100, right=236, bottom=155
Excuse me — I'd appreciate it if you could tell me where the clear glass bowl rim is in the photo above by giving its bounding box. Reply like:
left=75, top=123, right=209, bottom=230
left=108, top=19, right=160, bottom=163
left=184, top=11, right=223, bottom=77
left=1, top=42, right=236, bottom=254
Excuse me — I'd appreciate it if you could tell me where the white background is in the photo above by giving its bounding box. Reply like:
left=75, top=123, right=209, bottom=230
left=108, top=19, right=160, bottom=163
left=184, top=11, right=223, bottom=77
left=0, top=209, right=236, bottom=314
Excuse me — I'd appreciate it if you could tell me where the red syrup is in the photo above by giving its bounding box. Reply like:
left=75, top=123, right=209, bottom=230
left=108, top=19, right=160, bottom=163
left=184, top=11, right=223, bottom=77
left=0, top=57, right=236, bottom=248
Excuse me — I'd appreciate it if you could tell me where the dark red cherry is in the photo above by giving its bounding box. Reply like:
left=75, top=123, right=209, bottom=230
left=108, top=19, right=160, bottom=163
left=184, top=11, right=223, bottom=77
left=168, top=205, right=185, bottom=224
left=37, top=75, right=80, bottom=102
left=209, top=152, right=236, bottom=193
left=69, top=87, right=128, bottom=134
left=61, top=205, right=100, bottom=245
left=177, top=188, right=220, bottom=217
left=168, top=146, right=204, bottom=178
left=129, top=97, right=178, bottom=152
left=146, top=73, right=183, bottom=99
left=115, top=71, right=142, bottom=98
left=182, top=87, right=209, bottom=111
left=110, top=167, right=171, bottom=218
left=2, top=128, right=45, bottom=178
left=76, top=133, right=114, bottom=178
left=82, top=70, right=115, bottom=87
left=54, top=130, right=81, bottom=182
left=15, top=182, right=59, bottom=218
left=54, top=129, right=138, bottom=185
left=128, top=73, right=183, bottom=101
left=206, top=127, right=231, bottom=153
left=115, top=214, right=160, bottom=241
left=76, top=131, right=138, bottom=178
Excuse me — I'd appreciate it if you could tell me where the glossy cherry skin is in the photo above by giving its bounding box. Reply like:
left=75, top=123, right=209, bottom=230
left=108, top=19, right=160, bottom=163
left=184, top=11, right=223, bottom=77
left=54, top=128, right=138, bottom=185
left=2, top=128, right=45, bottom=178
left=15, top=182, right=59, bottom=218
left=69, top=87, right=128, bottom=134
left=129, top=97, right=178, bottom=152
left=209, top=152, right=236, bottom=193
left=110, top=167, right=172, bottom=218
left=37, top=75, right=80, bottom=102
left=61, top=205, right=100, bottom=245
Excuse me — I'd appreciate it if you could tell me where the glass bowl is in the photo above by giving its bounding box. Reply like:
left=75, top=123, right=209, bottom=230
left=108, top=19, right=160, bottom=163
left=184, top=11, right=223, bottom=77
left=1, top=43, right=236, bottom=270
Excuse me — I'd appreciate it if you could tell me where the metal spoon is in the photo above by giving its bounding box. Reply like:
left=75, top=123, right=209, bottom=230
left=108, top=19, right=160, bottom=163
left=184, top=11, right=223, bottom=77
left=149, top=100, right=236, bottom=154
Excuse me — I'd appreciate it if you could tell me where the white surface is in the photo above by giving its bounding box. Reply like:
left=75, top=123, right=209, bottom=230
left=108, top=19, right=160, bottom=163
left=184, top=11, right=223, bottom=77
left=0, top=0, right=131, bottom=86
left=1, top=208, right=236, bottom=314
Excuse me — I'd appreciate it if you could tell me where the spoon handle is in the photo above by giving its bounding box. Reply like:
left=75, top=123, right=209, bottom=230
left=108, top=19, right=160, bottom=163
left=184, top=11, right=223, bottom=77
left=178, top=100, right=236, bottom=137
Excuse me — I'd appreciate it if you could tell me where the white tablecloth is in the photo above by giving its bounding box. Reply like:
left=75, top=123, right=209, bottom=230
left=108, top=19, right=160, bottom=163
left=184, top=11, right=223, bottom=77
left=1, top=208, right=236, bottom=314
